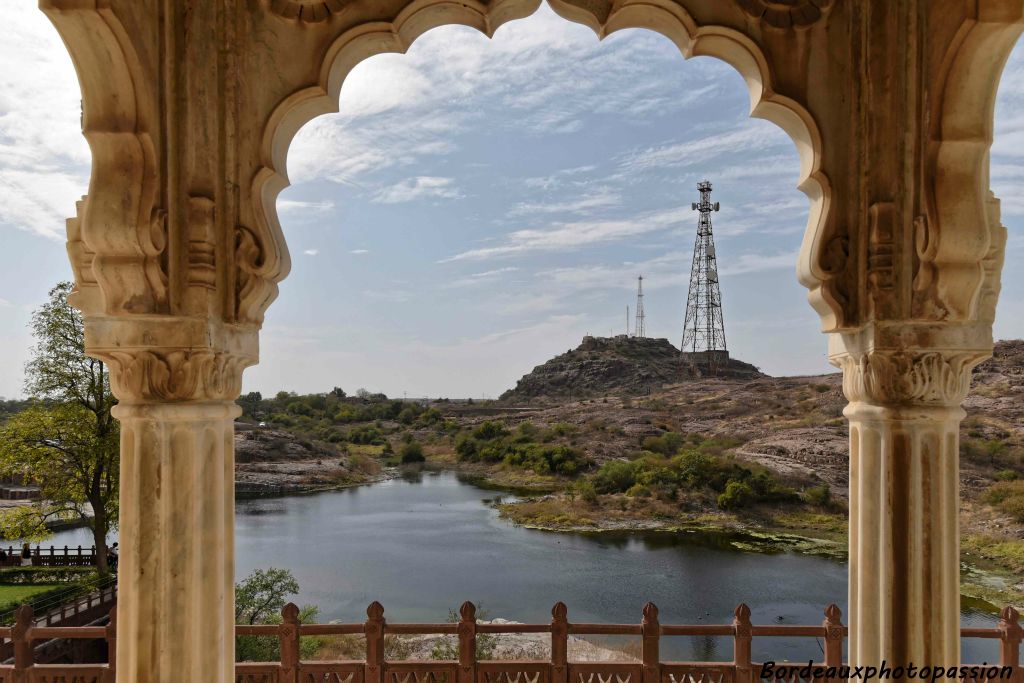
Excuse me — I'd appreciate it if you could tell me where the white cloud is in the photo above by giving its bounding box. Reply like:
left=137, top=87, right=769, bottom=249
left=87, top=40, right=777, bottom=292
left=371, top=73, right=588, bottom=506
left=509, top=188, right=620, bottom=216
left=350, top=249, right=370, bottom=255
left=278, top=199, right=335, bottom=214
left=442, top=206, right=690, bottom=262
left=372, top=176, right=463, bottom=204
left=303, top=249, right=319, bottom=256
left=618, top=125, right=783, bottom=175
left=0, top=3, right=89, bottom=240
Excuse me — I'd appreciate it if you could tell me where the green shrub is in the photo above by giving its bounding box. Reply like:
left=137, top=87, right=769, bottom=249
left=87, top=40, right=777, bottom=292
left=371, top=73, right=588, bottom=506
left=996, top=469, right=1019, bottom=481
left=472, top=421, right=508, bottom=441
left=0, top=567, right=94, bottom=585
left=574, top=480, right=598, bottom=504
left=717, top=481, right=755, bottom=510
left=982, top=481, right=1024, bottom=522
left=640, top=432, right=684, bottom=456
left=803, top=484, right=832, bottom=507
left=593, top=460, right=636, bottom=494
left=399, top=441, right=425, bottom=464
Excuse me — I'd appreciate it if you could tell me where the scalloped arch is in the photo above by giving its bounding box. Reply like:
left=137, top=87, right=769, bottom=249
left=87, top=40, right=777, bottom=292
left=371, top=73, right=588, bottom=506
left=255, top=0, right=839, bottom=329
left=926, top=15, right=1023, bottom=322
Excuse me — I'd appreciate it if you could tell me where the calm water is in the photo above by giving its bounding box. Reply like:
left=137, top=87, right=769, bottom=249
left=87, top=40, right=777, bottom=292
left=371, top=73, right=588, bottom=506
left=47, top=471, right=1001, bottom=662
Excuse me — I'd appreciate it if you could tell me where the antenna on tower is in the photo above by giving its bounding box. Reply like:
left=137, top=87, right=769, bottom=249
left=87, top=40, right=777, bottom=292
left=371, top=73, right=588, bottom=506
left=626, top=305, right=630, bottom=336
left=634, top=276, right=646, bottom=338
left=681, top=180, right=728, bottom=374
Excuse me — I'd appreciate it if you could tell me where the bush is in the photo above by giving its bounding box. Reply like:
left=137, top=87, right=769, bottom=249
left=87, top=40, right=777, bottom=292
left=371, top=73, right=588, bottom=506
left=455, top=434, right=479, bottom=461
left=641, top=432, right=684, bottom=456
left=472, top=421, right=508, bottom=441
left=399, top=441, right=425, bottom=464
left=996, top=469, right=1019, bottom=481
left=574, top=480, right=598, bottom=504
left=982, top=481, right=1024, bottom=522
left=593, top=460, right=636, bottom=494
left=717, top=481, right=755, bottom=510
left=803, top=484, right=832, bottom=507
left=0, top=567, right=94, bottom=585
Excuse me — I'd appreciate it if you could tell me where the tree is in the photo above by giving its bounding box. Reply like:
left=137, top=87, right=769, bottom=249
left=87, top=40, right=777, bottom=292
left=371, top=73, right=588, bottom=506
left=0, top=282, right=118, bottom=574
left=238, top=391, right=263, bottom=419
left=235, top=568, right=320, bottom=661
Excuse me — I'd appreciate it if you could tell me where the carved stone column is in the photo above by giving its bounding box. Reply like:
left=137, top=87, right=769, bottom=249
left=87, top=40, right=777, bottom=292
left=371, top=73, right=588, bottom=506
left=834, top=332, right=987, bottom=669
left=91, top=324, right=256, bottom=682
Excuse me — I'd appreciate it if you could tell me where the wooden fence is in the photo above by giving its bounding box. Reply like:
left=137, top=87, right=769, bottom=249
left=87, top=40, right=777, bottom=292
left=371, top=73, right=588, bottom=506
left=0, top=602, right=1019, bottom=683
left=0, top=545, right=99, bottom=568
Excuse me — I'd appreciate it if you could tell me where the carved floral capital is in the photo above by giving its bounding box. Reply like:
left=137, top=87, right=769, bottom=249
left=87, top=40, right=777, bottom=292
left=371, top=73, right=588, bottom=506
left=836, top=350, right=985, bottom=407
left=96, top=348, right=256, bottom=403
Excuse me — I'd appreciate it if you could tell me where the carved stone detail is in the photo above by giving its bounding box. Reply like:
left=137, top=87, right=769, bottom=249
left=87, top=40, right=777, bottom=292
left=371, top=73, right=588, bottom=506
left=266, top=0, right=345, bottom=22
left=65, top=196, right=102, bottom=316
left=867, top=203, right=896, bottom=319
left=236, top=224, right=279, bottom=324
left=185, top=196, right=218, bottom=316
left=736, top=0, right=832, bottom=29
left=837, top=350, right=984, bottom=407
left=97, top=349, right=255, bottom=403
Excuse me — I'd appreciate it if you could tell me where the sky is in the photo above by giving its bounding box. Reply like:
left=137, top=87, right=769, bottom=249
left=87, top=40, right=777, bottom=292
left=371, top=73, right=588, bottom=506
left=1, top=2, right=1022, bottom=400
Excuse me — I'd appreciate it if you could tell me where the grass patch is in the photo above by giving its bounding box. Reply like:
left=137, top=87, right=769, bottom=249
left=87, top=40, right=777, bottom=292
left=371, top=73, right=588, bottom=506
left=0, top=583, right=65, bottom=606
left=961, top=534, right=1024, bottom=574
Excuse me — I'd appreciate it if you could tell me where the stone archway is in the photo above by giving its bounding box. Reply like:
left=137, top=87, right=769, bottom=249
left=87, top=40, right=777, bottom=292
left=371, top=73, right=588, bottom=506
left=35, top=1, right=1024, bottom=680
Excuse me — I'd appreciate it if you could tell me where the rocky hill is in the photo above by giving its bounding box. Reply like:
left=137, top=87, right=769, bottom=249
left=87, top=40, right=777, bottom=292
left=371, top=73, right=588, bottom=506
left=500, top=335, right=761, bottom=401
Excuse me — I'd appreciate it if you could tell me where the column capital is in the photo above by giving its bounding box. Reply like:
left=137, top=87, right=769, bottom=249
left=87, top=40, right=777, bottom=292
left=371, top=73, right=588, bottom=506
left=829, top=323, right=989, bottom=407
left=86, top=317, right=257, bottom=404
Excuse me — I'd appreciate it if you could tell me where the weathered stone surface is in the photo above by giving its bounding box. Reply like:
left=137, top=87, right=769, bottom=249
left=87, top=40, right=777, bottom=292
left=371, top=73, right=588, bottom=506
left=501, top=336, right=761, bottom=401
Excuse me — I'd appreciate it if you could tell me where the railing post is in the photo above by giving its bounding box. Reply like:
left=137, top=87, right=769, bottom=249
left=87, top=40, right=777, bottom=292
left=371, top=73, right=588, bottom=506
left=642, top=602, right=660, bottom=683
left=999, top=606, right=1022, bottom=683
left=733, top=604, right=752, bottom=683
left=366, top=602, right=386, bottom=683
left=551, top=603, right=568, bottom=683
left=280, top=602, right=301, bottom=683
left=12, top=605, right=33, bottom=683
left=106, top=607, right=117, bottom=683
left=822, top=604, right=843, bottom=676
left=459, top=601, right=478, bottom=683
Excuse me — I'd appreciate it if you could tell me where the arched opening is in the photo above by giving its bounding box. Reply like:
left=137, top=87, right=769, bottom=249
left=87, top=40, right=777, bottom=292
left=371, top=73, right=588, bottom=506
left=241, top=3, right=843, bottom=663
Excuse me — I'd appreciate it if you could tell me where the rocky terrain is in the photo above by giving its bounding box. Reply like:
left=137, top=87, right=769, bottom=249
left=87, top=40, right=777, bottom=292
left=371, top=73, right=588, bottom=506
left=500, top=336, right=761, bottom=402
left=234, top=425, right=386, bottom=495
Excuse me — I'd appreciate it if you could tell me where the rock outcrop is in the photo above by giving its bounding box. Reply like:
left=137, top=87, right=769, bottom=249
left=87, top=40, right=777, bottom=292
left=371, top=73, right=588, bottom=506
left=500, top=335, right=761, bottom=401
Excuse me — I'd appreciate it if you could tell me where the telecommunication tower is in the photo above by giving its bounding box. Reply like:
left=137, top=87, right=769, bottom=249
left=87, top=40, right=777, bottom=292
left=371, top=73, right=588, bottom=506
left=681, top=181, right=729, bottom=372
left=633, top=276, right=646, bottom=338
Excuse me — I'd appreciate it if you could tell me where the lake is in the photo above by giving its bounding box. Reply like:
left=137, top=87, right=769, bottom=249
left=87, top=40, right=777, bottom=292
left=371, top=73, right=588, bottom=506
left=44, top=471, right=1001, bottom=662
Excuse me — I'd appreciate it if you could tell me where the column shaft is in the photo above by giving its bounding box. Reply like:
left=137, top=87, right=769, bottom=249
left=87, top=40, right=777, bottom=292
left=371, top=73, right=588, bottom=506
left=113, top=402, right=238, bottom=682
left=847, top=403, right=962, bottom=668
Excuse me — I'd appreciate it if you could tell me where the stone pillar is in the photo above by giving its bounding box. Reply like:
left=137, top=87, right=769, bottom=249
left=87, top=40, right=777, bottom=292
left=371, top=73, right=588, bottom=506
left=836, top=342, right=984, bottom=669
left=113, top=402, right=237, bottom=680
left=93, top=334, right=255, bottom=682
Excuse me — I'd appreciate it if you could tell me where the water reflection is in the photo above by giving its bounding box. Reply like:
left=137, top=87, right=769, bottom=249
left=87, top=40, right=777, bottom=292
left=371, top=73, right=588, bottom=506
left=39, top=472, right=1001, bottom=663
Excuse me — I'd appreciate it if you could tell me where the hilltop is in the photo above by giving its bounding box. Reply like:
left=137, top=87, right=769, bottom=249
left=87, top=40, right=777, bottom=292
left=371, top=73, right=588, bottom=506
left=500, top=335, right=761, bottom=402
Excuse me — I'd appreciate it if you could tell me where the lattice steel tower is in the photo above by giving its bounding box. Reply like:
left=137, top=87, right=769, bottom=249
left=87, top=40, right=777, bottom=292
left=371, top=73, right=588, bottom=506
left=681, top=181, right=729, bottom=371
left=634, top=276, right=646, bottom=338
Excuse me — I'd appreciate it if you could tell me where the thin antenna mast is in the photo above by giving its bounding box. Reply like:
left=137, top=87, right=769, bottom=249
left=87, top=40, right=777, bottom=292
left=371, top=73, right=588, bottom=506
left=634, top=276, right=646, bottom=339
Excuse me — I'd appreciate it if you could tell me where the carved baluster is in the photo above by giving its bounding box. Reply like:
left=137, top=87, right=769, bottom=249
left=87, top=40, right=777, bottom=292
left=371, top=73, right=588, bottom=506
left=366, top=602, right=386, bottom=683
left=551, top=603, right=568, bottom=683
left=998, top=606, right=1022, bottom=683
left=12, top=605, right=33, bottom=683
left=822, top=604, right=843, bottom=674
left=106, top=607, right=117, bottom=683
left=642, top=603, right=659, bottom=683
left=458, top=601, right=477, bottom=683
left=732, top=604, right=752, bottom=683
left=280, top=603, right=301, bottom=683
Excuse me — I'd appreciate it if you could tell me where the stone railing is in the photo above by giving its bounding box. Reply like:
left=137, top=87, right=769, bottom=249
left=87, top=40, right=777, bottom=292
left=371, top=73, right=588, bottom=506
left=0, top=602, right=1020, bottom=683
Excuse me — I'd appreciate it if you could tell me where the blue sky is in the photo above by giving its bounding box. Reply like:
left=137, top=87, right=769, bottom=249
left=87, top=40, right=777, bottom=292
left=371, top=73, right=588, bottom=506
left=2, top=2, right=1022, bottom=399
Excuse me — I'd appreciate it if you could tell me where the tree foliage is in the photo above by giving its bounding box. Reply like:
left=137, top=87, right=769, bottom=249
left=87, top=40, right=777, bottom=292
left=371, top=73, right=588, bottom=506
left=235, top=568, right=320, bottom=662
left=0, top=283, right=118, bottom=573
